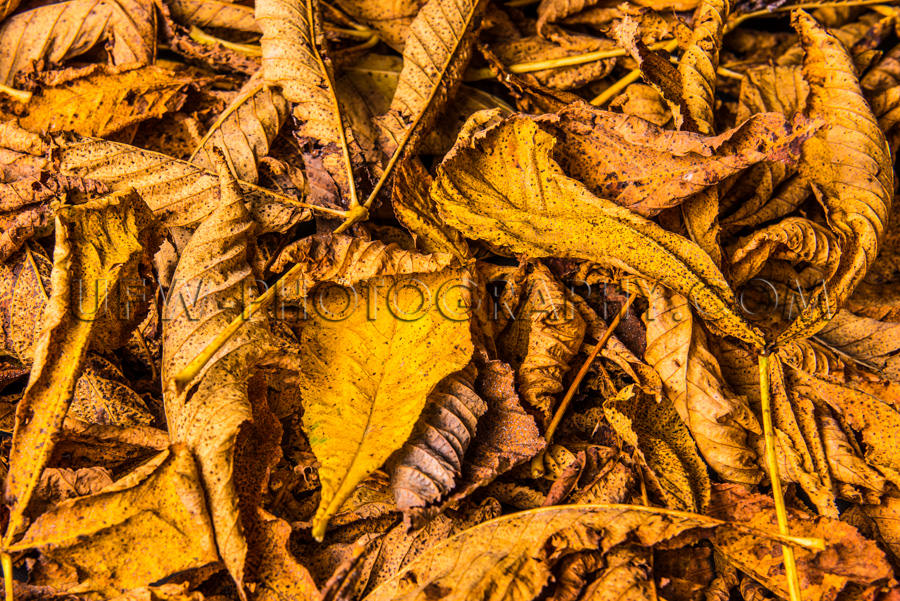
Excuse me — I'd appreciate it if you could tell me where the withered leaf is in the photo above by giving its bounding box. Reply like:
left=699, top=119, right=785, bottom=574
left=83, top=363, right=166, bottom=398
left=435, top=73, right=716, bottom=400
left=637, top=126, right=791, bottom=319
left=499, top=263, right=585, bottom=426
left=9, top=446, right=220, bottom=599
left=430, top=113, right=764, bottom=347
left=0, top=0, right=156, bottom=87
left=70, top=355, right=154, bottom=427
left=777, top=12, right=894, bottom=344
left=4, top=189, right=156, bottom=545
left=374, top=0, right=485, bottom=159
left=639, top=281, right=762, bottom=484
left=709, top=484, right=893, bottom=600
left=390, top=363, right=487, bottom=515
left=48, top=133, right=310, bottom=230
left=551, top=104, right=815, bottom=217
left=16, top=66, right=192, bottom=138
left=167, top=0, right=260, bottom=33
left=162, top=151, right=283, bottom=593
left=189, top=73, right=289, bottom=184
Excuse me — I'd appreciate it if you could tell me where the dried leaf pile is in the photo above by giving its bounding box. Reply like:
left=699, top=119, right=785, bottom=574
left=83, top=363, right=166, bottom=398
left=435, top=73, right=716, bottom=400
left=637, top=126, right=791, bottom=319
left=1, top=0, right=900, bottom=598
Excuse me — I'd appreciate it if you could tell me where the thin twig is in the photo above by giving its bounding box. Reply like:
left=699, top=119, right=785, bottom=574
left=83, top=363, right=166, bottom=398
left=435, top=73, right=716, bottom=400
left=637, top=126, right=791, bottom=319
left=532, top=291, right=639, bottom=477
left=758, top=353, right=802, bottom=601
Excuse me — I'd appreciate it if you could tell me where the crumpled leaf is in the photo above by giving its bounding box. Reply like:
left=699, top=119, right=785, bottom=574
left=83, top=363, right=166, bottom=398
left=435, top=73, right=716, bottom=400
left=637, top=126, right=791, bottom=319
left=189, top=73, right=289, bottom=184
left=603, top=385, right=711, bottom=512
left=332, top=0, right=426, bottom=51
left=9, top=446, right=220, bottom=599
left=0, top=0, right=157, bottom=87
left=639, top=280, right=762, bottom=484
left=499, top=263, right=585, bottom=426
left=16, top=66, right=192, bottom=138
left=776, top=11, right=894, bottom=344
left=0, top=204, right=53, bottom=262
left=729, top=216, right=841, bottom=287
left=162, top=151, right=284, bottom=593
left=257, top=0, right=363, bottom=205
left=4, top=188, right=156, bottom=545
left=721, top=65, right=810, bottom=230
left=292, top=258, right=473, bottom=539
left=431, top=112, right=764, bottom=346
left=389, top=363, right=487, bottom=515
left=550, top=104, right=815, bottom=217
left=708, top=483, right=893, bottom=601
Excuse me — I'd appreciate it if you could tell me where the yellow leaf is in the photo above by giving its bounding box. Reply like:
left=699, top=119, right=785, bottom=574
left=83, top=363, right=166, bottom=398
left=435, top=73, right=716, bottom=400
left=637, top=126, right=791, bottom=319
left=18, top=66, right=192, bottom=138
left=430, top=113, right=764, bottom=347
left=4, top=188, right=157, bottom=547
left=295, top=265, right=473, bottom=540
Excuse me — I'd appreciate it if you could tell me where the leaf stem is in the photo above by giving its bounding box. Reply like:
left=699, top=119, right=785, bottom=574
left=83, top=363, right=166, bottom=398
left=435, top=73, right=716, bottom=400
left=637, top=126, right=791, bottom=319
left=0, top=83, right=32, bottom=104
left=189, top=26, right=262, bottom=57
left=465, top=39, right=677, bottom=82
left=2, top=553, right=12, bottom=601
left=758, top=353, right=802, bottom=601
left=532, top=291, right=639, bottom=477
left=172, top=263, right=305, bottom=390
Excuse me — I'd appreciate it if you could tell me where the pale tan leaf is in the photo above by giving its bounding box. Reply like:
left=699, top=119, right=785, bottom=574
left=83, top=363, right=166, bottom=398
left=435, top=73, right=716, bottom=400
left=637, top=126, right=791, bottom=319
left=189, top=73, right=289, bottom=184
left=640, top=280, right=762, bottom=484
left=167, top=0, right=259, bottom=32
left=162, top=151, right=281, bottom=592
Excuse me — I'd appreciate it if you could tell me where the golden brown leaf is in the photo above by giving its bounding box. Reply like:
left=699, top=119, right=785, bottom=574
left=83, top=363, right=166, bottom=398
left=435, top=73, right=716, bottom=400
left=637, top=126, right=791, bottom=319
left=391, top=158, right=470, bottom=260
left=257, top=0, right=362, bottom=206
left=552, top=104, right=815, bottom=218
left=70, top=355, right=154, bottom=427
left=167, top=0, right=259, bottom=33
left=604, top=385, right=711, bottom=511
left=776, top=12, right=894, bottom=344
left=729, top=216, right=841, bottom=287
left=709, top=484, right=892, bottom=600
left=816, top=310, right=900, bottom=382
left=0, top=0, right=156, bottom=86
left=0, top=245, right=51, bottom=363
left=162, top=151, right=281, bottom=593
left=332, top=0, right=426, bottom=51
left=17, top=66, right=192, bottom=138
left=430, top=113, right=764, bottom=347
left=189, top=73, right=289, bottom=184
left=640, top=281, right=762, bottom=484
left=10, top=446, right=220, bottom=599
left=4, top=189, right=157, bottom=545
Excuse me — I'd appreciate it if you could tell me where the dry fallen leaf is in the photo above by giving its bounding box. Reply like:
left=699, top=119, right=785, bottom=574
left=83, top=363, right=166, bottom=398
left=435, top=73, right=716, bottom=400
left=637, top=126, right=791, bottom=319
left=0, top=4, right=898, bottom=600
